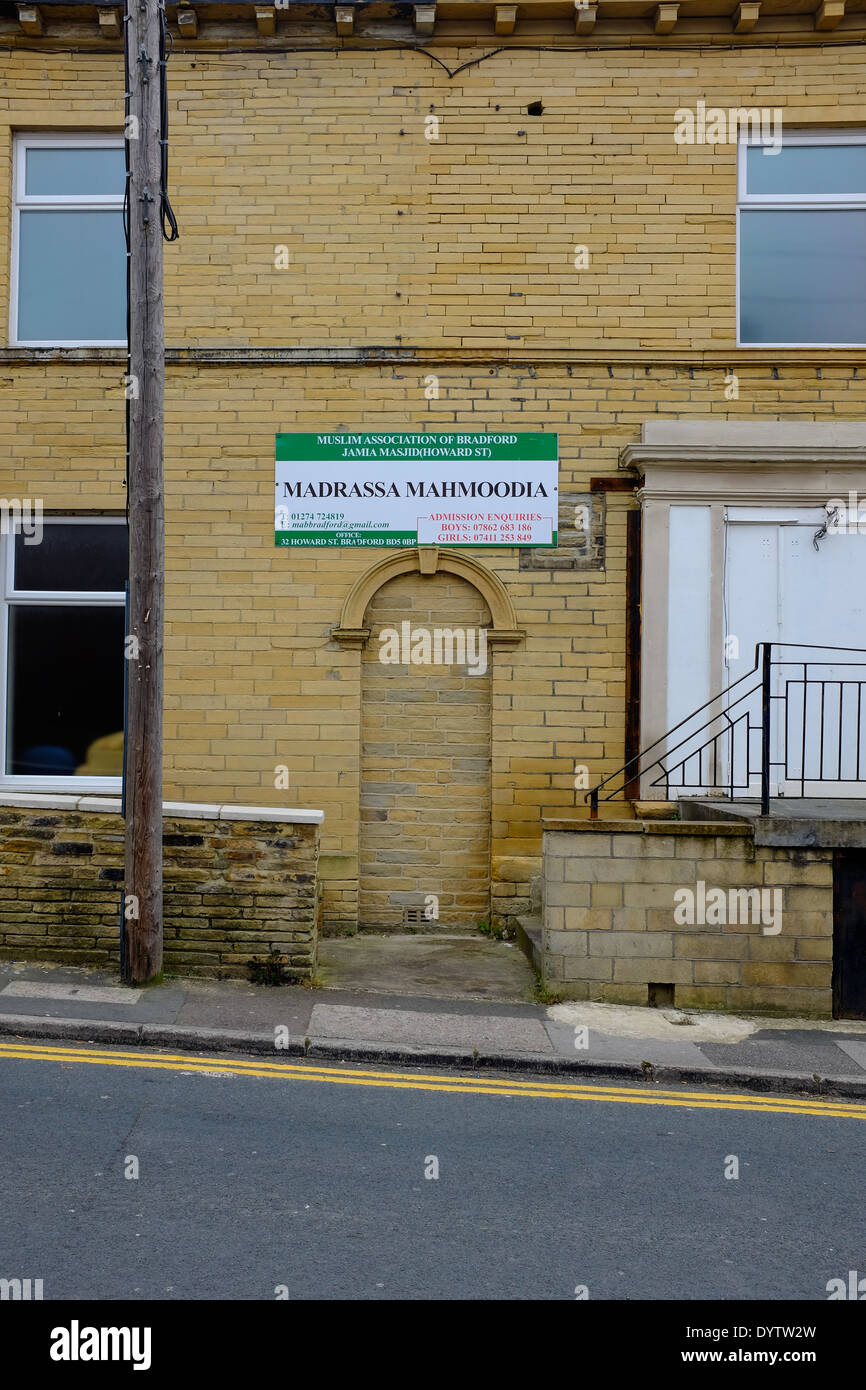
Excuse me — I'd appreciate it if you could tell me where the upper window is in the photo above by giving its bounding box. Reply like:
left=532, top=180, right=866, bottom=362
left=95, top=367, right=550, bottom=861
left=738, top=131, right=866, bottom=347
left=11, top=135, right=126, bottom=348
left=1, top=519, right=128, bottom=787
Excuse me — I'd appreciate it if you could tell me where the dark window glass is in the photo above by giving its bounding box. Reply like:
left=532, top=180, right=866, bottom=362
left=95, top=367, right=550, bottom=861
left=6, top=606, right=125, bottom=775
left=14, top=524, right=128, bottom=592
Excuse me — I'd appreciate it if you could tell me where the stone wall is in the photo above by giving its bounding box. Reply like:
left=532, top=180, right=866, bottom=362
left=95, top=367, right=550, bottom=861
left=543, top=819, right=833, bottom=1016
left=492, top=854, right=542, bottom=932
left=0, top=795, right=321, bottom=979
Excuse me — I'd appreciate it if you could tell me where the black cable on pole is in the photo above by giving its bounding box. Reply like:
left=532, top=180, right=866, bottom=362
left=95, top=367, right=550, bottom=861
left=159, top=3, right=179, bottom=241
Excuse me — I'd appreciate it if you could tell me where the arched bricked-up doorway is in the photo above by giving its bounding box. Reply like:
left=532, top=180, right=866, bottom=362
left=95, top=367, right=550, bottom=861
left=359, top=569, right=491, bottom=929
left=333, top=547, right=524, bottom=932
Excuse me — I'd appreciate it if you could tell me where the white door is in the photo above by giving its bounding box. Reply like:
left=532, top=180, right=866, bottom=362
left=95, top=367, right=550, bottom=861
left=725, top=508, right=866, bottom=797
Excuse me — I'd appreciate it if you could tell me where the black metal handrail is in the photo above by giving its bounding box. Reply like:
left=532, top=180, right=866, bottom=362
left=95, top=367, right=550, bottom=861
left=587, top=642, right=866, bottom=818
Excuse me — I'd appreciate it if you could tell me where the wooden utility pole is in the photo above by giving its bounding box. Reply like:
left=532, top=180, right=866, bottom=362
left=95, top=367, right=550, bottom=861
left=123, top=0, right=164, bottom=983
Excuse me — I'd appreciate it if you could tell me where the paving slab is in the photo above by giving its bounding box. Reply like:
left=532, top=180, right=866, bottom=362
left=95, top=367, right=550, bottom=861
left=547, top=1001, right=759, bottom=1044
left=308, top=1002, right=553, bottom=1053
left=543, top=1019, right=715, bottom=1070
left=173, top=977, right=315, bottom=1034
left=0, top=963, right=186, bottom=1024
left=699, top=1034, right=864, bottom=1077
left=835, top=1039, right=866, bottom=1071
left=0, top=981, right=140, bottom=1006
left=317, top=933, right=536, bottom=1003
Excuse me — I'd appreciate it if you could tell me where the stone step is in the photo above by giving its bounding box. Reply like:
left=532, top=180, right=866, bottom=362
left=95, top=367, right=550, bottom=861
left=515, top=915, right=542, bottom=972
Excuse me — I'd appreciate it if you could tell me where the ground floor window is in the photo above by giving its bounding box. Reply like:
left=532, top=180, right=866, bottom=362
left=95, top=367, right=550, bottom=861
left=1, top=518, right=127, bottom=785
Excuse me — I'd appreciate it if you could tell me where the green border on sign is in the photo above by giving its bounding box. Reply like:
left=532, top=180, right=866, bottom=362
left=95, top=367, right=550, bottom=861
left=276, top=531, right=558, bottom=548
left=276, top=431, right=558, bottom=462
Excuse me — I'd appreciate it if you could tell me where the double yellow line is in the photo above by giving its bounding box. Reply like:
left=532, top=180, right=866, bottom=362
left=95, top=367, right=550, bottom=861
left=0, top=1039, right=864, bottom=1118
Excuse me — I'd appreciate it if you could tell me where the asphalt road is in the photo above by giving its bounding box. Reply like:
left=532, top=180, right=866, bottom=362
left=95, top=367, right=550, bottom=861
left=1, top=1042, right=864, bottom=1301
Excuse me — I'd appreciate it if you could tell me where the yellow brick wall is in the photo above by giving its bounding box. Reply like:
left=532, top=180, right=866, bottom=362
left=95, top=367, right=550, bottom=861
left=1, top=45, right=865, bottom=931
left=2, top=46, right=866, bottom=348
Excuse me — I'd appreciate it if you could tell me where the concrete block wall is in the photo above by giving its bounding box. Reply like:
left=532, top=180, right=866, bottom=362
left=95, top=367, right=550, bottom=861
left=542, top=819, right=834, bottom=1015
left=0, top=795, right=321, bottom=978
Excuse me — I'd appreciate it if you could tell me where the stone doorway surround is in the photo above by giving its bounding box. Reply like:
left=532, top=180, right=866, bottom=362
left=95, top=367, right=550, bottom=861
left=332, top=545, right=524, bottom=649
left=620, top=421, right=866, bottom=798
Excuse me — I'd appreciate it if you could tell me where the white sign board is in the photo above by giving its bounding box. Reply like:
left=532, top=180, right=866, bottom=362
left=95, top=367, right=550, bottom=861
left=275, top=432, right=558, bottom=547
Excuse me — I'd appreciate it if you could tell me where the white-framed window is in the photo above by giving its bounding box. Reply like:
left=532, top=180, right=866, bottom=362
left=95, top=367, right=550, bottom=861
left=10, top=134, right=126, bottom=348
left=737, top=130, right=866, bottom=347
left=1, top=518, right=127, bottom=789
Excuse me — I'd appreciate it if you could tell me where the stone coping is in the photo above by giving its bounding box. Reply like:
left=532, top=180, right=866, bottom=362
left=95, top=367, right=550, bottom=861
left=642, top=420, right=866, bottom=448
left=542, top=817, right=752, bottom=836
left=0, top=793, right=324, bottom=825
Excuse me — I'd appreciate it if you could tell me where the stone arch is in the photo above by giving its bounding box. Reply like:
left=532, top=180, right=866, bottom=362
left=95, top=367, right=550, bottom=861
left=332, top=546, right=524, bottom=648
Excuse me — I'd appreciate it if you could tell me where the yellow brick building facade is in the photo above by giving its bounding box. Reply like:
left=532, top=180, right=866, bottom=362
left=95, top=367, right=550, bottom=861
left=1, top=12, right=865, bottom=952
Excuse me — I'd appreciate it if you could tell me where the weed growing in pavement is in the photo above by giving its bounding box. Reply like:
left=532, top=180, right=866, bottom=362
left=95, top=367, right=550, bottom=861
left=247, top=950, right=291, bottom=986
left=477, top=919, right=505, bottom=940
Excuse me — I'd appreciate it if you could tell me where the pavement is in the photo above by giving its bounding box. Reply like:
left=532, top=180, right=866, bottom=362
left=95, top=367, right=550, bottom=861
left=318, top=932, right=536, bottom=1001
left=2, top=951, right=866, bottom=1098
